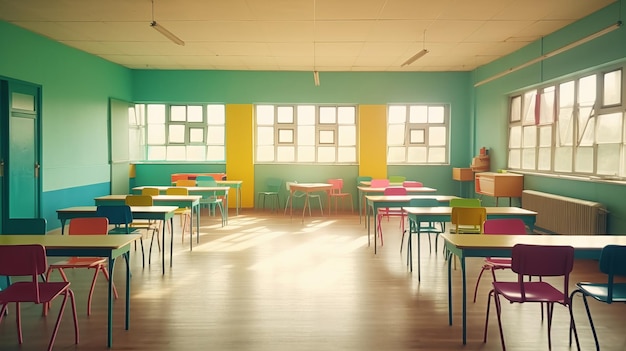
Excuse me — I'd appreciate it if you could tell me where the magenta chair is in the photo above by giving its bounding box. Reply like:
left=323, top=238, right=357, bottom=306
left=376, top=186, right=407, bottom=246
left=472, top=218, right=527, bottom=302
left=484, top=244, right=574, bottom=351
left=0, top=244, right=79, bottom=351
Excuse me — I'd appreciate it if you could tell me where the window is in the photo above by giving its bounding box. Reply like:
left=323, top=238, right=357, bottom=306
left=134, top=103, right=226, bottom=162
left=255, top=104, right=357, bottom=163
left=387, top=104, right=450, bottom=164
left=508, top=67, right=626, bottom=178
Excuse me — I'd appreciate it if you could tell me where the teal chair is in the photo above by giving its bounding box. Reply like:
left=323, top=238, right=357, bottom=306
left=356, top=176, right=372, bottom=186
left=257, top=178, right=282, bottom=212
left=403, top=198, right=444, bottom=254
left=196, top=177, right=225, bottom=225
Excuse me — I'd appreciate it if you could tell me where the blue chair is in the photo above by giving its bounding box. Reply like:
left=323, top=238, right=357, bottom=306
left=96, top=205, right=145, bottom=267
left=569, top=245, right=626, bottom=351
left=5, top=218, right=47, bottom=234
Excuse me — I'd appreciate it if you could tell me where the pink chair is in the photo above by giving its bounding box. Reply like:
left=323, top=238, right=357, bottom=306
left=472, top=218, right=527, bottom=302
left=484, top=244, right=574, bottom=351
left=377, top=186, right=407, bottom=245
left=327, top=179, right=353, bottom=213
left=370, top=179, right=390, bottom=188
left=46, top=217, right=119, bottom=315
left=0, top=244, right=79, bottom=351
left=402, top=181, right=423, bottom=187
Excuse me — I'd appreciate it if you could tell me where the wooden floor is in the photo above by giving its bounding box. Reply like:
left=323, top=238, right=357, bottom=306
left=1, top=208, right=625, bottom=351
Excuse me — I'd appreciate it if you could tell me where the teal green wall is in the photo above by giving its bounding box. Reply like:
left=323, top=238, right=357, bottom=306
left=472, top=1, right=626, bottom=232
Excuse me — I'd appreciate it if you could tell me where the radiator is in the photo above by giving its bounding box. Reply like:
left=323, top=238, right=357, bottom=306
left=521, top=190, right=608, bottom=235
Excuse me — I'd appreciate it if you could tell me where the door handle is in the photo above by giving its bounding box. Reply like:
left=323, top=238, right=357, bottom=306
left=35, top=163, right=40, bottom=178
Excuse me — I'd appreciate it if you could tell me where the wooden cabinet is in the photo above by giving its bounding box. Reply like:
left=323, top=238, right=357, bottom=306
left=475, top=172, right=523, bottom=205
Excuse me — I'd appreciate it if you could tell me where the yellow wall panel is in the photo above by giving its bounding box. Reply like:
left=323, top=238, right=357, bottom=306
left=225, top=104, right=254, bottom=208
left=358, top=105, right=387, bottom=179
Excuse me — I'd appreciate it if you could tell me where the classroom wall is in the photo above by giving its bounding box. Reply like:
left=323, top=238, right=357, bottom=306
left=472, top=0, right=626, bottom=233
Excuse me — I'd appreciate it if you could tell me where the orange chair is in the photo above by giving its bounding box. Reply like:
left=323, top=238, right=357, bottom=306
left=0, top=244, right=79, bottom=351
left=176, top=179, right=196, bottom=187
left=46, top=217, right=119, bottom=316
left=171, top=174, right=188, bottom=183
left=327, top=179, right=353, bottom=214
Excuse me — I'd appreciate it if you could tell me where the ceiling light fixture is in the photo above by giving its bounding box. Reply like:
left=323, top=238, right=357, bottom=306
left=150, top=0, right=184, bottom=46
left=475, top=21, right=622, bottom=87
left=402, top=29, right=429, bottom=67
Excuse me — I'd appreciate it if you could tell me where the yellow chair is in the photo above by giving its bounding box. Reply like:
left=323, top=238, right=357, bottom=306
left=166, top=187, right=192, bottom=244
left=125, top=195, right=161, bottom=263
left=141, top=187, right=160, bottom=196
left=451, top=207, right=486, bottom=234
left=176, top=179, right=196, bottom=187
left=449, top=198, right=482, bottom=233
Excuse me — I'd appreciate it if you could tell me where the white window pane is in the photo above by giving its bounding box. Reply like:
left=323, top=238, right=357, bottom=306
left=621, top=145, right=626, bottom=178
left=558, top=107, right=574, bottom=146
left=186, top=145, right=206, bottom=161
left=147, top=124, right=165, bottom=144
left=297, top=106, right=315, bottom=125
left=539, top=87, right=555, bottom=124
left=257, top=146, right=274, bottom=162
left=298, top=146, right=315, bottom=162
left=147, top=104, right=165, bottom=124
left=428, top=106, right=444, bottom=123
left=407, top=147, right=427, bottom=163
left=575, top=147, right=594, bottom=173
left=319, top=107, right=336, bottom=124
left=206, top=146, right=224, bottom=161
left=207, top=126, right=224, bottom=144
left=597, top=144, right=620, bottom=175
left=256, top=105, right=274, bottom=125
left=207, top=105, right=225, bottom=124
left=129, top=129, right=144, bottom=161
left=428, top=147, right=446, bottom=163
left=298, top=126, right=315, bottom=145
left=559, top=81, right=575, bottom=108
left=579, top=116, right=595, bottom=146
left=596, top=113, right=622, bottom=144
left=387, top=125, right=405, bottom=146
left=257, top=127, right=274, bottom=146
left=410, top=129, right=425, bottom=144
left=522, top=148, right=535, bottom=170
left=429, top=126, right=447, bottom=146
left=509, top=126, right=522, bottom=148
left=188, top=106, right=203, bottom=122
left=147, top=146, right=166, bottom=160
left=278, top=129, right=294, bottom=143
left=169, top=125, right=185, bottom=143
left=128, top=107, right=138, bottom=125
left=409, top=106, right=427, bottom=123
left=170, top=106, right=186, bottom=122
left=388, top=106, right=406, bottom=123
left=522, top=126, right=536, bottom=147
left=510, top=96, right=521, bottom=122
left=603, top=70, right=621, bottom=106
left=338, top=126, right=356, bottom=146
left=277, top=106, right=294, bottom=124
left=338, top=147, right=356, bottom=162
left=537, top=148, right=551, bottom=170
left=522, top=91, right=536, bottom=124
left=388, top=147, right=406, bottom=163
left=337, top=107, right=355, bottom=124
left=11, top=92, right=34, bottom=111
left=317, top=146, right=335, bottom=162
left=277, top=146, right=295, bottom=162
left=578, top=75, right=597, bottom=104
left=508, top=149, right=521, bottom=169
left=166, top=146, right=186, bottom=161
left=189, top=128, right=204, bottom=143
left=319, top=130, right=334, bottom=144
left=554, top=147, right=572, bottom=172
left=539, top=126, right=552, bottom=147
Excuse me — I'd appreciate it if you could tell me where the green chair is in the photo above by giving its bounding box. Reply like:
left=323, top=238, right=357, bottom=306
left=257, top=178, right=282, bottom=212
left=356, top=176, right=372, bottom=186
left=196, top=177, right=226, bottom=224
left=403, top=198, right=444, bottom=255
left=388, top=175, right=406, bottom=184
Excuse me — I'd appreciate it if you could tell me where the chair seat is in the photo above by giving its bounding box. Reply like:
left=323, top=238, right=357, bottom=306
left=0, top=281, right=70, bottom=303
left=108, top=227, right=142, bottom=234
left=493, top=281, right=567, bottom=303
left=485, top=257, right=512, bottom=266
left=577, top=282, right=626, bottom=303
left=49, top=257, right=106, bottom=268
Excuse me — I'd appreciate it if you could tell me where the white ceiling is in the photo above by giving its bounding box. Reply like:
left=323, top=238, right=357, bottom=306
left=0, top=0, right=615, bottom=71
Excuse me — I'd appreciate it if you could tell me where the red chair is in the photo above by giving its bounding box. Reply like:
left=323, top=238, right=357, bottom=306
left=472, top=218, right=527, bottom=302
left=327, top=178, right=353, bottom=213
left=0, top=244, right=79, bottom=351
left=484, top=244, right=574, bottom=351
left=377, top=186, right=407, bottom=245
left=45, top=217, right=118, bottom=316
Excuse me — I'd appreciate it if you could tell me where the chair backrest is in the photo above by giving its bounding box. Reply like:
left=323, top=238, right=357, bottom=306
left=511, top=244, right=574, bottom=301
left=69, top=217, right=109, bottom=235
left=141, top=187, right=161, bottom=196
left=265, top=178, right=282, bottom=192
left=176, top=179, right=196, bottom=187
left=370, top=179, right=390, bottom=188
left=449, top=198, right=482, bottom=208
left=171, top=174, right=188, bottom=182
left=196, top=177, right=217, bottom=187
left=484, top=218, right=527, bottom=235
left=125, top=194, right=154, bottom=206
left=598, top=245, right=626, bottom=302
left=0, top=244, right=47, bottom=302
left=451, top=207, right=486, bottom=233
left=196, top=175, right=215, bottom=183
left=403, top=181, right=423, bottom=187
left=166, top=187, right=189, bottom=195
left=383, top=187, right=407, bottom=196
left=356, top=176, right=372, bottom=185
left=327, top=179, right=344, bottom=193
left=388, top=175, right=406, bottom=183
left=408, top=198, right=441, bottom=207
left=4, top=218, right=47, bottom=234
left=96, top=205, right=133, bottom=227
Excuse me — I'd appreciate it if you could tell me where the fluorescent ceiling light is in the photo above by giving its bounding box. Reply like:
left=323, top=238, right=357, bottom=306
left=401, top=49, right=429, bottom=67
left=151, top=21, right=185, bottom=46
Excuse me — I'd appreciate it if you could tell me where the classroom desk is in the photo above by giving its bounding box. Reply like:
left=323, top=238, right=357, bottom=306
left=168, top=181, right=243, bottom=215
left=405, top=206, right=537, bottom=279
left=0, top=234, right=141, bottom=348
left=133, top=186, right=231, bottom=222
left=357, top=186, right=437, bottom=224
left=95, top=194, right=202, bottom=238
left=57, top=206, right=177, bottom=274
left=288, top=183, right=333, bottom=223
left=441, top=234, right=626, bottom=345
left=366, top=195, right=458, bottom=254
